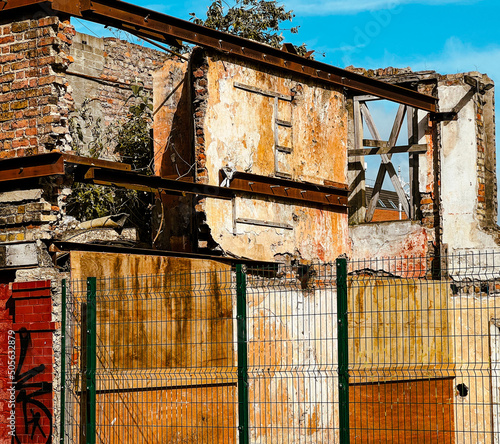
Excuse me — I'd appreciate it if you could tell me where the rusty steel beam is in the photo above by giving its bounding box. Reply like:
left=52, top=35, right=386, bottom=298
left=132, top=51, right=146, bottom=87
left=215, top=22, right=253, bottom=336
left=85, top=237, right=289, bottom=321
left=222, top=170, right=348, bottom=208
left=48, top=241, right=279, bottom=267
left=0, top=152, right=132, bottom=183
left=85, top=167, right=347, bottom=209
left=0, top=152, right=347, bottom=209
left=1, top=0, right=437, bottom=112
left=0, top=152, right=65, bottom=182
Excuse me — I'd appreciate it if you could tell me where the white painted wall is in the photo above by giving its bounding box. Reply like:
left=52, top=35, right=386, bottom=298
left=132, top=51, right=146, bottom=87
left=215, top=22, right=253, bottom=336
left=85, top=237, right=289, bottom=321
left=439, top=84, right=499, bottom=251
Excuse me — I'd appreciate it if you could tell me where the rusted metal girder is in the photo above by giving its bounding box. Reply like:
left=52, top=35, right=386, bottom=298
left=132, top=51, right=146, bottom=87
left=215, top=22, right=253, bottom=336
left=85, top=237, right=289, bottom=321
left=1, top=0, right=437, bottom=112
left=220, top=170, right=348, bottom=209
left=85, top=167, right=348, bottom=210
left=0, top=153, right=347, bottom=209
left=0, top=152, right=130, bottom=183
left=48, top=241, right=279, bottom=268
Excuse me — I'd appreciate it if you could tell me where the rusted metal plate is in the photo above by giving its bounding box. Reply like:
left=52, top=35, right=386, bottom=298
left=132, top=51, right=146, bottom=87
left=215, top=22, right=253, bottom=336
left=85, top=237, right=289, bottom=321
left=95, top=385, right=237, bottom=443
left=2, top=0, right=437, bottom=111
left=350, top=378, right=455, bottom=443
left=70, top=252, right=237, bottom=444
left=348, top=277, right=454, bottom=382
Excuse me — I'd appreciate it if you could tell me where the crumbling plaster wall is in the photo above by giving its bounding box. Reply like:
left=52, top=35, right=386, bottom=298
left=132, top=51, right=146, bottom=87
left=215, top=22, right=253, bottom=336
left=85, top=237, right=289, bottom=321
left=348, top=68, right=499, bottom=260
left=154, top=48, right=349, bottom=262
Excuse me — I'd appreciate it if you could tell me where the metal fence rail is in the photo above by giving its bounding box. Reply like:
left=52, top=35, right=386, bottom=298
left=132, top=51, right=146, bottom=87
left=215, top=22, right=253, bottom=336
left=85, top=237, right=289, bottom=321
left=61, top=252, right=500, bottom=443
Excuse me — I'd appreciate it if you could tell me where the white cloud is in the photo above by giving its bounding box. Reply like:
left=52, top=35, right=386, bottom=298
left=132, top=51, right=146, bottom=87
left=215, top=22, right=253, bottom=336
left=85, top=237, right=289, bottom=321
left=414, top=38, right=500, bottom=78
left=287, top=0, right=480, bottom=15
left=359, top=37, right=500, bottom=84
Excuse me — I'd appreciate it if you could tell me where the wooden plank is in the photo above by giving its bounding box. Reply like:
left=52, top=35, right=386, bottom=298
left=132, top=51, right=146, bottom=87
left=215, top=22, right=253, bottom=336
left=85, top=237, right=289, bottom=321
left=353, top=95, right=380, bottom=102
left=349, top=144, right=427, bottom=156
left=348, top=98, right=366, bottom=224
left=235, top=218, right=293, bottom=230
left=276, top=145, right=292, bottom=154
left=407, top=106, right=419, bottom=219
left=276, top=119, right=292, bottom=127
left=362, top=103, right=410, bottom=221
left=388, top=104, right=406, bottom=148
left=353, top=100, right=363, bottom=151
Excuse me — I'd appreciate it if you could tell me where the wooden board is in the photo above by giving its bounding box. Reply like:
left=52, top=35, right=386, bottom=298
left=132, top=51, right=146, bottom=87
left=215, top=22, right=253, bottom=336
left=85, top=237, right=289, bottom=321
left=350, top=378, right=455, bottom=443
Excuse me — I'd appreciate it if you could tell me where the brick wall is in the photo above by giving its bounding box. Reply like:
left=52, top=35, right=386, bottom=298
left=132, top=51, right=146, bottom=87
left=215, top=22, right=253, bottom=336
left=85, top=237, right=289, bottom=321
left=0, top=284, right=14, bottom=444
left=0, top=16, right=75, bottom=157
left=0, top=280, right=56, bottom=444
left=67, top=32, right=168, bottom=159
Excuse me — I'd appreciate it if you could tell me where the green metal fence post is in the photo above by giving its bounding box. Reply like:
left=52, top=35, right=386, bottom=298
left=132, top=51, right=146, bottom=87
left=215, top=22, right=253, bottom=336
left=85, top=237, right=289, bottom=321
left=236, top=264, right=249, bottom=444
left=336, top=258, right=350, bottom=444
left=60, top=280, right=67, bottom=444
left=86, top=278, right=97, bottom=444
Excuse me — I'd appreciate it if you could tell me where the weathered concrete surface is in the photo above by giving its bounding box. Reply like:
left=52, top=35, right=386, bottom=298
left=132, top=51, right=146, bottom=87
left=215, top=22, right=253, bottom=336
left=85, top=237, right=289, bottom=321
left=350, top=220, right=432, bottom=260
left=450, top=294, right=499, bottom=444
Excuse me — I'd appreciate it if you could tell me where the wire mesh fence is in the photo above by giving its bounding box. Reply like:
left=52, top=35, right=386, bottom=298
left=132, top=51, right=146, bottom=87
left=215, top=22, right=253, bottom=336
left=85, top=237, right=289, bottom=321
left=348, top=250, right=500, bottom=444
left=61, top=251, right=500, bottom=443
left=62, top=263, right=340, bottom=444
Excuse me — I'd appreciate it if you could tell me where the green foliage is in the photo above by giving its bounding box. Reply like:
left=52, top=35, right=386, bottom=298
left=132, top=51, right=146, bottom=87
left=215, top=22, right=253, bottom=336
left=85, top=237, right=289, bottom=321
left=190, top=0, right=310, bottom=56
left=116, top=83, right=154, bottom=173
left=67, top=83, right=154, bottom=242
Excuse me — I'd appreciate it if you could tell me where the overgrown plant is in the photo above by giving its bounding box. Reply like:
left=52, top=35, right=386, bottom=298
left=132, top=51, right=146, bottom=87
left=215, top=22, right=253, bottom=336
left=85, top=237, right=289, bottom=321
left=67, top=83, right=154, bottom=243
left=190, top=0, right=310, bottom=56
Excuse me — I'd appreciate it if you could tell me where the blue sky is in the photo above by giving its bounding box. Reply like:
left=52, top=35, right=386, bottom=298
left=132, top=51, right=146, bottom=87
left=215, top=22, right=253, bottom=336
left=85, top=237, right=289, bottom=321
left=73, top=0, right=499, bottom=187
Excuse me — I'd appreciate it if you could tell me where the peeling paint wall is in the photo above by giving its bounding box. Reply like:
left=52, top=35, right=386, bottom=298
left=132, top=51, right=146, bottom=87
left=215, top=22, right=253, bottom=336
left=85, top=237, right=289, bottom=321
left=153, top=48, right=349, bottom=262
left=202, top=52, right=348, bottom=262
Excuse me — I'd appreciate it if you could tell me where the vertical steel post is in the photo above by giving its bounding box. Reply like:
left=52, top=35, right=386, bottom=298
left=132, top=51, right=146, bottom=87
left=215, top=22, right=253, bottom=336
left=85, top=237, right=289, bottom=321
left=336, top=258, right=350, bottom=444
left=60, top=280, right=67, bottom=444
left=86, top=278, right=97, bottom=444
left=236, top=264, right=249, bottom=444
